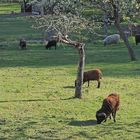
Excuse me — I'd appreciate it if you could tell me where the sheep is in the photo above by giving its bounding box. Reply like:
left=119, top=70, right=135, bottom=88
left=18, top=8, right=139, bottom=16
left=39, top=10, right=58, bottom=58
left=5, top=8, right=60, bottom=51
left=75, top=69, right=102, bottom=88
left=19, top=39, right=27, bottom=50
left=96, top=93, right=120, bottom=124
left=45, top=40, right=57, bottom=50
left=103, top=34, right=120, bottom=46
left=135, top=34, right=140, bottom=45
left=128, top=24, right=140, bottom=36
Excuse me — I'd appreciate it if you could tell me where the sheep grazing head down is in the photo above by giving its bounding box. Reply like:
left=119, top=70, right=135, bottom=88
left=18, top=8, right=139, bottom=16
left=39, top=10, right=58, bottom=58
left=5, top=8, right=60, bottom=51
left=96, top=93, right=120, bottom=124
left=45, top=40, right=57, bottom=50
left=135, top=34, right=140, bottom=45
left=96, top=112, right=107, bottom=124
left=103, top=34, right=120, bottom=46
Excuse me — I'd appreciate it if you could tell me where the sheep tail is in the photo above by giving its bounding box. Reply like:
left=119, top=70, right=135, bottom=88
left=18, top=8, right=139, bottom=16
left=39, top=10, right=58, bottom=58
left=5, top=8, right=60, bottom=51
left=99, top=69, right=102, bottom=79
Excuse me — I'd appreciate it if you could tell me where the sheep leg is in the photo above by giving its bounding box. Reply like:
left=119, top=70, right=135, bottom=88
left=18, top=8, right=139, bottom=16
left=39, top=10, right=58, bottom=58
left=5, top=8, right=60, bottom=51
left=112, top=111, right=116, bottom=122
left=104, top=118, right=107, bottom=122
left=87, top=81, right=89, bottom=87
left=97, top=80, right=100, bottom=88
left=47, top=47, right=51, bottom=50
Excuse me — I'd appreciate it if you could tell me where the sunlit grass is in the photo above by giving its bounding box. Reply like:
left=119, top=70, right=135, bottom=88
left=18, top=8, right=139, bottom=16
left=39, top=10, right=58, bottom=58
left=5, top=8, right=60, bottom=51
left=0, top=3, right=20, bottom=14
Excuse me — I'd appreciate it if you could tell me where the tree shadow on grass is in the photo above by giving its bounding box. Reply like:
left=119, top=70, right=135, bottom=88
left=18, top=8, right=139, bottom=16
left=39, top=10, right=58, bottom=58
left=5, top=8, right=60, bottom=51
left=69, top=119, right=97, bottom=126
left=0, top=96, right=76, bottom=103
left=0, top=99, right=53, bottom=103
left=60, top=96, right=76, bottom=100
left=63, top=86, right=75, bottom=89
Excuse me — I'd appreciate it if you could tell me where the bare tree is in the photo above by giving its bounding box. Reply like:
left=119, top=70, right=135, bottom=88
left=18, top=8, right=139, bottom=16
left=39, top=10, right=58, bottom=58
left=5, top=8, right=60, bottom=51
left=31, top=0, right=94, bottom=98
left=56, top=34, right=85, bottom=99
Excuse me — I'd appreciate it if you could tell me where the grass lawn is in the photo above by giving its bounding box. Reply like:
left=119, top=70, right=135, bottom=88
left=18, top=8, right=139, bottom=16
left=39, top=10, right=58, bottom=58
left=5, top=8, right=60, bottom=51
left=0, top=3, right=20, bottom=14
left=0, top=15, right=41, bottom=42
left=0, top=14, right=140, bottom=140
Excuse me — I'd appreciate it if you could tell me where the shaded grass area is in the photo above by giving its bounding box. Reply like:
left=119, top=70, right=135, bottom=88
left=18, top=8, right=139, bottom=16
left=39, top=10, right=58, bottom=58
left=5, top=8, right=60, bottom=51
left=0, top=15, right=140, bottom=140
left=0, top=15, right=41, bottom=41
left=0, top=44, right=140, bottom=78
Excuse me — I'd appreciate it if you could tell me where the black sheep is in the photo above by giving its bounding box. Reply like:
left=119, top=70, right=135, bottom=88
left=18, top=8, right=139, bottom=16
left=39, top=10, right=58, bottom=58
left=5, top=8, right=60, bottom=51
left=45, top=40, right=57, bottom=50
left=135, top=34, right=140, bottom=45
left=19, top=39, right=27, bottom=49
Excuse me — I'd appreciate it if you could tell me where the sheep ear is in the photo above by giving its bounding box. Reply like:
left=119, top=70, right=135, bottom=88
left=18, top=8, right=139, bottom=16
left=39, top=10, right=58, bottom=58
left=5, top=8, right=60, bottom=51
left=97, top=113, right=106, bottom=118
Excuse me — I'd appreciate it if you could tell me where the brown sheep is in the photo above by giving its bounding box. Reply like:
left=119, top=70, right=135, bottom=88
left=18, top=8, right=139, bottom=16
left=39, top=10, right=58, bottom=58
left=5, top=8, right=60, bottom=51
left=96, top=93, right=120, bottom=124
left=75, top=69, right=102, bottom=88
left=19, top=39, right=27, bottom=50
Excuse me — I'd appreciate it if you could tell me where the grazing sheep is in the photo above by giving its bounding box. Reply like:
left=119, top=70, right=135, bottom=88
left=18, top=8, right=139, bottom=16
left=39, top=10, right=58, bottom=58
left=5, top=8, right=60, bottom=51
left=103, top=34, right=120, bottom=46
left=135, top=34, right=140, bottom=45
left=75, top=69, right=102, bottom=88
left=128, top=24, right=140, bottom=36
left=96, top=93, right=120, bottom=124
left=19, top=39, right=27, bottom=49
left=45, top=40, right=57, bottom=50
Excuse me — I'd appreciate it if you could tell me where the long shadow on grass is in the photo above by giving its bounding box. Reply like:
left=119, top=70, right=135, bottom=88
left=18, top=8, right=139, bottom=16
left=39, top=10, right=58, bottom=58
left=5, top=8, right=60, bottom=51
left=0, top=99, right=52, bottom=103
left=63, top=86, right=75, bottom=89
left=0, top=47, right=140, bottom=69
left=69, top=120, right=97, bottom=126
left=1, top=48, right=140, bottom=78
left=0, top=97, right=76, bottom=103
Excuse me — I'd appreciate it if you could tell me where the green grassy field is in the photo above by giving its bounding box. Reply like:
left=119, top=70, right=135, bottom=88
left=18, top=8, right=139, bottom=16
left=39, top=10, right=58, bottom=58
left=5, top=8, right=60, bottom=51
left=0, top=14, right=140, bottom=139
left=0, top=3, right=20, bottom=14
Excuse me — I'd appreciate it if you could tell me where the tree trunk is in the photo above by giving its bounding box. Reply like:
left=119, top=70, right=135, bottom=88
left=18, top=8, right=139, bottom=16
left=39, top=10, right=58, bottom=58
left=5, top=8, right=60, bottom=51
left=57, top=34, right=85, bottom=99
left=111, top=0, right=136, bottom=61
left=75, top=44, right=85, bottom=98
left=103, top=13, right=108, bottom=37
left=23, top=0, right=26, bottom=13
left=115, top=23, right=136, bottom=61
left=40, top=6, right=44, bottom=16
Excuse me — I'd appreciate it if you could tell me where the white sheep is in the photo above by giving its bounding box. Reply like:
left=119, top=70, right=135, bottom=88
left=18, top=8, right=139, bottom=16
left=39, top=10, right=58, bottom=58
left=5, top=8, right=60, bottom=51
left=103, top=34, right=120, bottom=46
